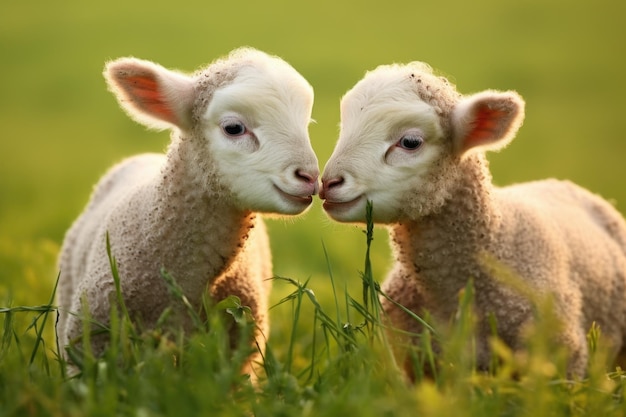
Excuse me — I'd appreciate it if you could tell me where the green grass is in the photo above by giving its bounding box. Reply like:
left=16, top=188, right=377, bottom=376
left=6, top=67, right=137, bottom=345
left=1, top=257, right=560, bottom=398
left=2, top=0, right=626, bottom=415
left=2, top=208, right=626, bottom=416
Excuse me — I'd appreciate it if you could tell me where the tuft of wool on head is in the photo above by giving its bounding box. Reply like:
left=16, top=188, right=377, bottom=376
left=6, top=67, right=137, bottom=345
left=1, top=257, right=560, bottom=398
left=357, top=62, right=462, bottom=137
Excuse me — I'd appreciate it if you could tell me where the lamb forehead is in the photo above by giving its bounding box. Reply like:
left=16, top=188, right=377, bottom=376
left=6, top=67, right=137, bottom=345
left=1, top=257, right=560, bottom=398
left=341, top=62, right=460, bottom=131
left=192, top=48, right=312, bottom=123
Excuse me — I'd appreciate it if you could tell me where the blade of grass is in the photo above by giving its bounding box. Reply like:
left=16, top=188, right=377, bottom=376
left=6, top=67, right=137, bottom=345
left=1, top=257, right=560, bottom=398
left=1, top=308, right=13, bottom=360
left=28, top=271, right=60, bottom=368
left=378, top=291, right=436, bottom=334
left=362, top=200, right=375, bottom=313
left=106, top=232, right=137, bottom=340
left=321, top=240, right=342, bottom=329
left=160, top=268, right=204, bottom=330
left=270, top=276, right=311, bottom=374
left=0, top=305, right=59, bottom=314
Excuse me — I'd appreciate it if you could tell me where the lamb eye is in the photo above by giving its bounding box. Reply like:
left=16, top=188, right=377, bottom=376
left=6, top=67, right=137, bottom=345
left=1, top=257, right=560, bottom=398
left=397, top=134, right=424, bottom=150
left=222, top=121, right=247, bottom=137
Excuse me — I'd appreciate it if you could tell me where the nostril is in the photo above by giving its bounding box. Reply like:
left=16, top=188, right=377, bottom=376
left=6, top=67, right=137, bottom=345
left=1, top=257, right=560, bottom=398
left=323, top=177, right=344, bottom=190
left=295, top=169, right=319, bottom=185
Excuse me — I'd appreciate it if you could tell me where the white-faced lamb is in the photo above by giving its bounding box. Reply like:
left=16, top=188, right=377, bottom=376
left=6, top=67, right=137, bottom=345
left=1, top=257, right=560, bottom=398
left=320, top=61, right=626, bottom=378
left=57, top=48, right=319, bottom=377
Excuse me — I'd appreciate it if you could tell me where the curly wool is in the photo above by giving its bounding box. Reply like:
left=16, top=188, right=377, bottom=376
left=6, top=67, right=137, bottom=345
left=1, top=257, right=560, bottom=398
left=383, top=151, right=626, bottom=378
left=385, top=133, right=626, bottom=380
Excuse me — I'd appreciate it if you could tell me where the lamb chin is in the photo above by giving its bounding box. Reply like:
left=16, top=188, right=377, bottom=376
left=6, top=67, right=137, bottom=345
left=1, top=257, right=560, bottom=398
left=272, top=188, right=313, bottom=214
left=322, top=196, right=365, bottom=222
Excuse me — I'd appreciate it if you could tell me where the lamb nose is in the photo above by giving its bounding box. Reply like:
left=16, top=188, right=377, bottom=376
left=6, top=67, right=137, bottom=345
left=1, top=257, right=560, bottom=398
left=322, top=177, right=344, bottom=190
left=295, top=169, right=320, bottom=194
left=295, top=169, right=319, bottom=184
left=320, top=177, right=344, bottom=199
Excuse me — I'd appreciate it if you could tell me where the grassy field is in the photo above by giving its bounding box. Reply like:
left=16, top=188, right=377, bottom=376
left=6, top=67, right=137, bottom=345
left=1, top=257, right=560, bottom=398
left=2, top=0, right=626, bottom=415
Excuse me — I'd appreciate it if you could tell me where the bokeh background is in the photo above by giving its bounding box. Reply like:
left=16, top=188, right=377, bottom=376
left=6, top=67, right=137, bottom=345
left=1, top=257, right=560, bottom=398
left=1, top=0, right=625, bottom=323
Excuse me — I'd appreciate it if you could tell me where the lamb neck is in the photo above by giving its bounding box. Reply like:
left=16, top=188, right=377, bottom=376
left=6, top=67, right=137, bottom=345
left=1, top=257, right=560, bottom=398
left=120, top=136, right=255, bottom=306
left=389, top=155, right=501, bottom=298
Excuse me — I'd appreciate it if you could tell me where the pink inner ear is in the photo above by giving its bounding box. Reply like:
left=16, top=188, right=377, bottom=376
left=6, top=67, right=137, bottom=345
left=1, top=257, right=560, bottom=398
left=465, top=104, right=509, bottom=147
left=124, top=75, right=178, bottom=125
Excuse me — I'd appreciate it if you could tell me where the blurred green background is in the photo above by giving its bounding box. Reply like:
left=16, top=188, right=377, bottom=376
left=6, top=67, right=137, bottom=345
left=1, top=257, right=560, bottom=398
left=1, top=0, right=625, bottom=313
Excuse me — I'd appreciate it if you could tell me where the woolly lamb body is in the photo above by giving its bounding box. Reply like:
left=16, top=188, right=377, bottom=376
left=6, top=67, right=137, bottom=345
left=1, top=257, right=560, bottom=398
left=58, top=48, right=319, bottom=377
left=320, top=62, right=626, bottom=378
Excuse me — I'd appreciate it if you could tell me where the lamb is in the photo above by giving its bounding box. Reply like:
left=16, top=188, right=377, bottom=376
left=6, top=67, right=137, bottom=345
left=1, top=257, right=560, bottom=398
left=57, top=48, right=319, bottom=377
left=319, top=61, right=626, bottom=378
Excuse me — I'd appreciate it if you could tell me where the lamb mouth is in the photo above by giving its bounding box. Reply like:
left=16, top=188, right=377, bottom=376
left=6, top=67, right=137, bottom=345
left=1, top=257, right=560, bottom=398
left=274, top=185, right=313, bottom=206
left=322, top=195, right=363, bottom=212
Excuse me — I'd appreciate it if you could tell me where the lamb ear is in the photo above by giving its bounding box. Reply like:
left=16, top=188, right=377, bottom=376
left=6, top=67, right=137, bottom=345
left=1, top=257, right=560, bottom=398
left=451, top=90, right=525, bottom=155
left=104, top=57, right=195, bottom=131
